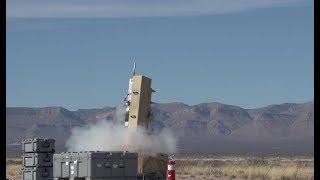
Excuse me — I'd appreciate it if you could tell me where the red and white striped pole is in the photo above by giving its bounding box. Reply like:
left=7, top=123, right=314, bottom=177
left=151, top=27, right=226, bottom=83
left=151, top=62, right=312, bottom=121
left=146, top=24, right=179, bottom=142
left=166, top=157, right=175, bottom=180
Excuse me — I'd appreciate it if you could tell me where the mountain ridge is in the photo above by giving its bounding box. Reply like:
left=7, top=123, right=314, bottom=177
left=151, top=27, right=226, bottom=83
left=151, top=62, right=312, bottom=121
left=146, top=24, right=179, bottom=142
left=6, top=101, right=314, bottom=150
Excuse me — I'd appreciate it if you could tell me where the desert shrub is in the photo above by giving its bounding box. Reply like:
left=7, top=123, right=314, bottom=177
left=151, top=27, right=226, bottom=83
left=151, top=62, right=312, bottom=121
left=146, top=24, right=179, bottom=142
left=246, top=158, right=269, bottom=166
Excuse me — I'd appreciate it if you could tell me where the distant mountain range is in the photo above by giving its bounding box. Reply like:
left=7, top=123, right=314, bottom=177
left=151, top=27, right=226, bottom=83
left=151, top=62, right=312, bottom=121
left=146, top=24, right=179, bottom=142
left=6, top=101, right=314, bottom=155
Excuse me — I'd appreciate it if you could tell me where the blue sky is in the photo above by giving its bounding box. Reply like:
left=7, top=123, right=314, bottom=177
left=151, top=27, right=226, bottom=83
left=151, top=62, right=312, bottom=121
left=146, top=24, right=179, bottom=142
left=6, top=0, right=313, bottom=110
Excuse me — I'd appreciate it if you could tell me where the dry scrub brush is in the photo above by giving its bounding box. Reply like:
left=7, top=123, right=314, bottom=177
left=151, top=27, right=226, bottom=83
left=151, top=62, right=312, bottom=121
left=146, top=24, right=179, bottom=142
left=6, top=158, right=22, bottom=180
left=176, top=156, right=314, bottom=180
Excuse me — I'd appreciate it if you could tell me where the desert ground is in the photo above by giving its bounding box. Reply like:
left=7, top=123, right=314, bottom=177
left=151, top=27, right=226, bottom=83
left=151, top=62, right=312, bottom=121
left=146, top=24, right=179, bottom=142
left=7, top=155, right=314, bottom=180
left=175, top=155, right=314, bottom=180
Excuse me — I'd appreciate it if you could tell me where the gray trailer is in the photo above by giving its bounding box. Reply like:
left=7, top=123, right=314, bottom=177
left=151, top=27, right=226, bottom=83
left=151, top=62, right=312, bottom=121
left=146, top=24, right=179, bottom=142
left=53, top=151, right=138, bottom=180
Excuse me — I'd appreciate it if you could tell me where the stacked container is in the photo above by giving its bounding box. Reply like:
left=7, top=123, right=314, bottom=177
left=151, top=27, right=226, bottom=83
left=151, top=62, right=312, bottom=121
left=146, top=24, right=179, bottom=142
left=21, top=139, right=55, bottom=180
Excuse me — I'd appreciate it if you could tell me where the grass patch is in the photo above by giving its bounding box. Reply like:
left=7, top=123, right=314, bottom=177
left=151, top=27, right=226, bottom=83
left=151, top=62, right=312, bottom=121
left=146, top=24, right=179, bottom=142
left=176, top=156, right=314, bottom=179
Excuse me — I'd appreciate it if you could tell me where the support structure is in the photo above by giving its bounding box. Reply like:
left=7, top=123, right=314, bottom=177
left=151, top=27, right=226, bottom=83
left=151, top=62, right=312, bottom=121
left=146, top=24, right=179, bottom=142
left=128, top=75, right=153, bottom=131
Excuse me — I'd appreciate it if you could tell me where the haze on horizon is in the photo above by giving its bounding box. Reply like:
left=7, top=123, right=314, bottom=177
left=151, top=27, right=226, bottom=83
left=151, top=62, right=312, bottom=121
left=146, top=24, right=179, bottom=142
left=6, top=0, right=314, bottom=110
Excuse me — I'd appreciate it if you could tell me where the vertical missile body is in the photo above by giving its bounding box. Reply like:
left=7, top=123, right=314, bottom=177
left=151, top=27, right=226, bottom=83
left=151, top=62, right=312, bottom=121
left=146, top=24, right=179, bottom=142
left=124, top=62, right=136, bottom=127
left=124, top=78, right=133, bottom=127
left=132, top=62, right=136, bottom=76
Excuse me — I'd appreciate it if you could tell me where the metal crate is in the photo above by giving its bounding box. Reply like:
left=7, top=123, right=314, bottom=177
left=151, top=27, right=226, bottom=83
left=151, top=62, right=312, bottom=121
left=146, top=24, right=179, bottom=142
left=53, top=151, right=138, bottom=179
left=21, top=167, right=53, bottom=180
left=23, top=153, right=53, bottom=167
left=22, top=139, right=55, bottom=153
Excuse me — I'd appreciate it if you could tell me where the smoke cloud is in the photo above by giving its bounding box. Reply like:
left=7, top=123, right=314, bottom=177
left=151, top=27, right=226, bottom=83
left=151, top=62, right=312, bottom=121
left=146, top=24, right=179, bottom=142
left=66, top=107, right=177, bottom=155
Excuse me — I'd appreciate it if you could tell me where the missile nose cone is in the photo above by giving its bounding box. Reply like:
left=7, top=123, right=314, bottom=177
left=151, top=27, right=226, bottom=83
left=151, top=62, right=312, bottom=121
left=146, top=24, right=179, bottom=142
left=132, top=62, right=136, bottom=76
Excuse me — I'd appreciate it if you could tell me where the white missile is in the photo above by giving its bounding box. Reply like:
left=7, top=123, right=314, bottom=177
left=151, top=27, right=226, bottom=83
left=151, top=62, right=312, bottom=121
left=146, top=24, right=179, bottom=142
left=132, top=61, right=136, bottom=77
left=124, top=62, right=136, bottom=127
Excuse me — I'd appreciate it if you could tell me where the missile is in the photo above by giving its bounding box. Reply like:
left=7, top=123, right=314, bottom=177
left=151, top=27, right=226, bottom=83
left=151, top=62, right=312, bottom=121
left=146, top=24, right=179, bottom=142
left=132, top=61, right=136, bottom=77
left=124, top=62, right=136, bottom=127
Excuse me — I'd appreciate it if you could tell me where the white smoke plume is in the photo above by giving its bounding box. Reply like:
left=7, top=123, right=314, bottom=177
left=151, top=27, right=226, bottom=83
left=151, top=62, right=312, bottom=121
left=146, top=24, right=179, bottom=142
left=66, top=106, right=177, bottom=155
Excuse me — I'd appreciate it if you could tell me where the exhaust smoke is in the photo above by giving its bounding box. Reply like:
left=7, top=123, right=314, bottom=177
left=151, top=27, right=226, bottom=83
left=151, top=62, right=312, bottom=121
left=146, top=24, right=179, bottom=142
left=65, top=107, right=177, bottom=155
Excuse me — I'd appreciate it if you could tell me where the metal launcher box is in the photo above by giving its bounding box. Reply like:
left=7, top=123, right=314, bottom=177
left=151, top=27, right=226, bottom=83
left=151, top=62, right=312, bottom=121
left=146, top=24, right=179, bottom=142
left=53, top=151, right=138, bottom=180
left=22, top=139, right=55, bottom=153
